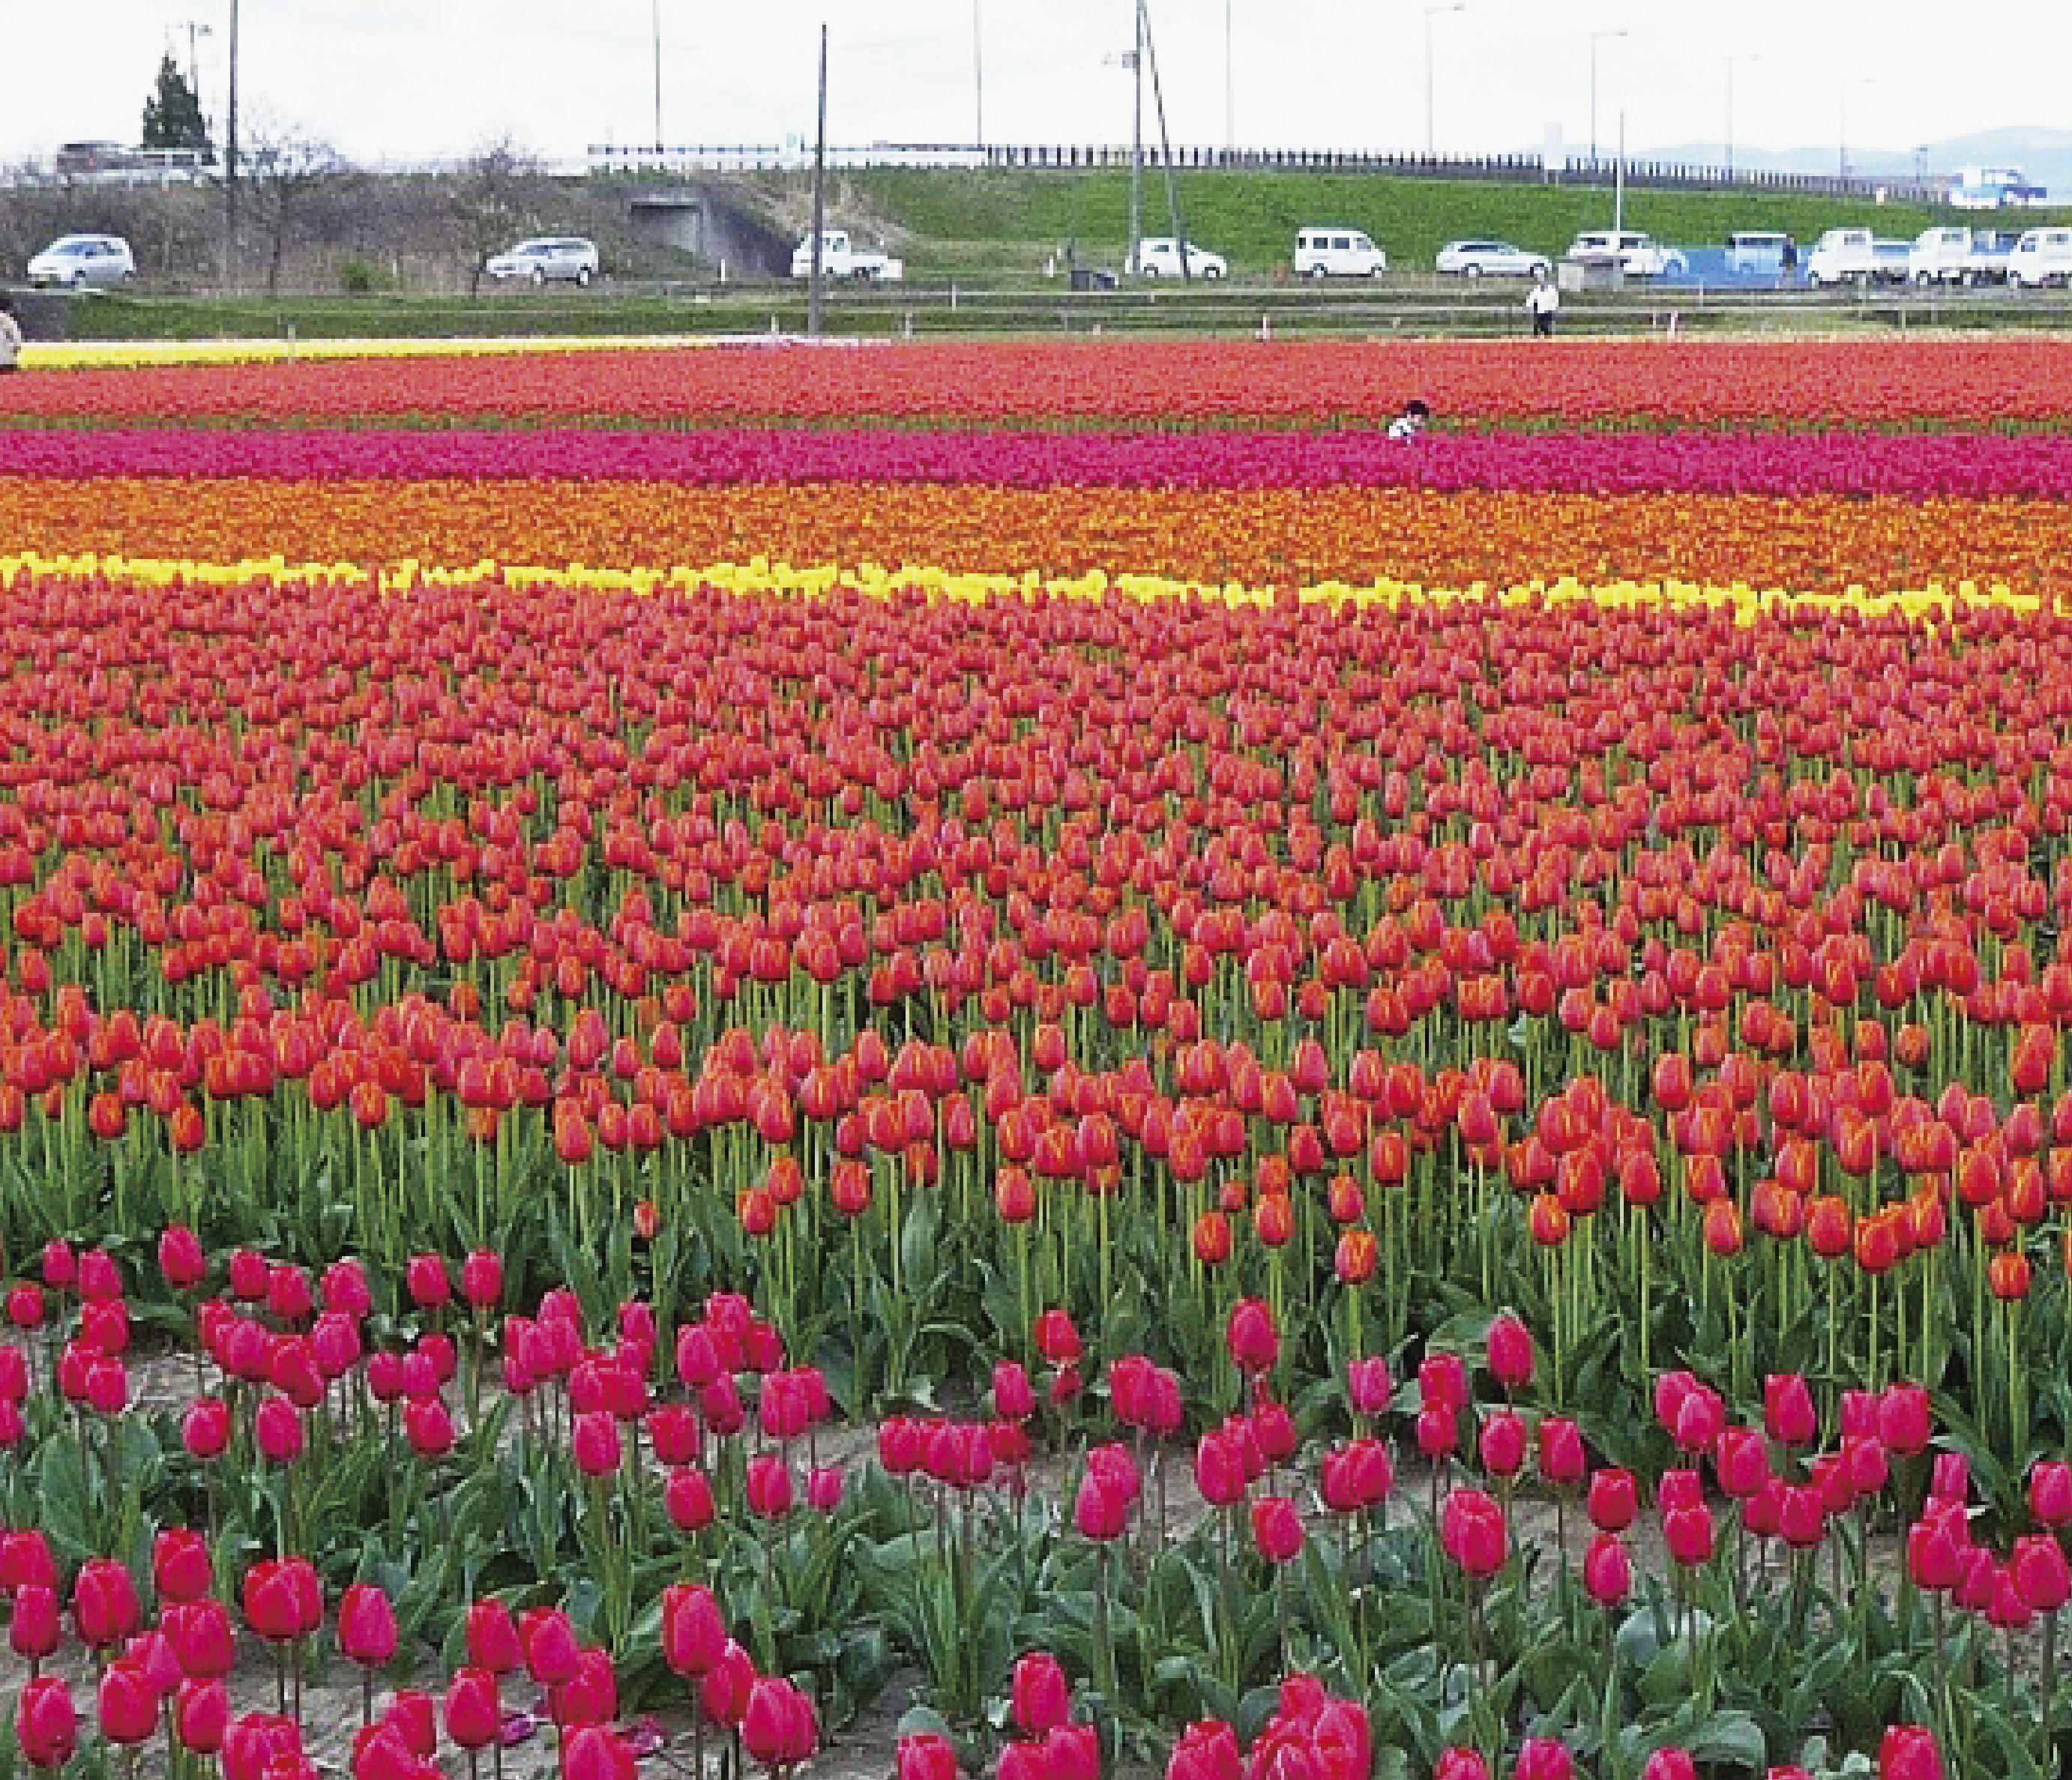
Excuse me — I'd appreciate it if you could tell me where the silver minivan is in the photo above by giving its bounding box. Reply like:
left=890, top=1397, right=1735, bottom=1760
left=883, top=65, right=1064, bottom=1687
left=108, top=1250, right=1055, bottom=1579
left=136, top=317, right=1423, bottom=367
left=1294, top=228, right=1387, bottom=277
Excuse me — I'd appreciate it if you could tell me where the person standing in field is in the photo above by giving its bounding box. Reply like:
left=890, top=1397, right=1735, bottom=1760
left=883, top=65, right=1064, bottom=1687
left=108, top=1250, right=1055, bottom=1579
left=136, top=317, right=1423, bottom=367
left=1525, top=271, right=1559, bottom=337
left=0, top=301, right=22, bottom=372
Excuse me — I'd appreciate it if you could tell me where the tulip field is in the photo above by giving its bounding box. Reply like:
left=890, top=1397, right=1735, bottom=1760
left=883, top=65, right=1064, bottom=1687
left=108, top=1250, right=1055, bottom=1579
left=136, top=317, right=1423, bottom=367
left=6, top=338, right=2072, bottom=1780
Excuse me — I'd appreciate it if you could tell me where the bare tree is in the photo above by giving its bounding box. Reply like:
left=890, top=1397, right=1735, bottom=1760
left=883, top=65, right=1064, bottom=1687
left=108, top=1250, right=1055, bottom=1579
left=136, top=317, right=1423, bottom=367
left=445, top=137, right=552, bottom=292
left=236, top=125, right=354, bottom=293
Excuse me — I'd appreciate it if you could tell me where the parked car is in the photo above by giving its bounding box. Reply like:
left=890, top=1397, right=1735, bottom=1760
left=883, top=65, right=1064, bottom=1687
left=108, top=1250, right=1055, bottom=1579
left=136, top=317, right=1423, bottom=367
left=2009, top=228, right=2072, bottom=289
left=1294, top=228, right=1387, bottom=277
left=1725, top=232, right=1791, bottom=276
left=1564, top=230, right=1685, bottom=278
left=25, top=233, right=135, bottom=289
left=1804, top=227, right=1906, bottom=288
left=483, top=238, right=600, bottom=286
left=790, top=232, right=903, bottom=282
left=1435, top=239, right=1548, bottom=278
left=1961, top=230, right=2023, bottom=286
left=1127, top=238, right=1226, bottom=278
left=1908, top=226, right=1975, bottom=285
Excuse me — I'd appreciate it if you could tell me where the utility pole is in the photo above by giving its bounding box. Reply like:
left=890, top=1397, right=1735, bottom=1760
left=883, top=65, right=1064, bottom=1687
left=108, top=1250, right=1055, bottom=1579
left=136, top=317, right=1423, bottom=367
left=972, top=0, right=984, bottom=148
left=223, top=0, right=240, bottom=289
left=651, top=0, right=664, bottom=157
left=807, top=23, right=827, bottom=337
left=1127, top=0, right=1143, bottom=276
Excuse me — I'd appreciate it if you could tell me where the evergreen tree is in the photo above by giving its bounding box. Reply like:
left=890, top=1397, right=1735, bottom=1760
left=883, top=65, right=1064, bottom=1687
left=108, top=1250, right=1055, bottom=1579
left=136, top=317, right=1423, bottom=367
left=142, top=54, right=214, bottom=160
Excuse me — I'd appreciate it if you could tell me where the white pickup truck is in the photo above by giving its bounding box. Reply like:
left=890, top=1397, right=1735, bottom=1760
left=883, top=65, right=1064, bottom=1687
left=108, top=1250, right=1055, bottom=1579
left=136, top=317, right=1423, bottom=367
left=1909, top=226, right=2021, bottom=286
left=790, top=231, right=904, bottom=282
left=1805, top=227, right=1909, bottom=288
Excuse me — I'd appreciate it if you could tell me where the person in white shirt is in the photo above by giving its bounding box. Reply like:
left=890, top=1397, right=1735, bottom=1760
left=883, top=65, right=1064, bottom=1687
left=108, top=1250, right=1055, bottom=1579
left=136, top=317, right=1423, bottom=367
left=0, top=301, right=22, bottom=373
left=1386, top=398, right=1430, bottom=441
left=1525, top=272, right=1559, bottom=337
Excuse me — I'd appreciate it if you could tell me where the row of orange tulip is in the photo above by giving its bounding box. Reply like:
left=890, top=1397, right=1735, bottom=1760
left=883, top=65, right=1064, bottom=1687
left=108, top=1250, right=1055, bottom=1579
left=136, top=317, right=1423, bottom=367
left=2, top=479, right=2068, bottom=597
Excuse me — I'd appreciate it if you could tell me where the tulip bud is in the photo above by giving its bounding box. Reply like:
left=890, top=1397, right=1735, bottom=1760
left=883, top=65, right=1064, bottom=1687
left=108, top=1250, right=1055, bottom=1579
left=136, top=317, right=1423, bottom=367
left=1226, top=1299, right=1278, bottom=1376
left=338, top=1582, right=400, bottom=1670
left=1588, top=1467, right=1638, bottom=1532
left=1011, top=1650, right=1072, bottom=1735
left=1439, top=1488, right=1508, bottom=1580
left=1877, top=1725, right=1945, bottom=1780
left=1485, top=1312, right=1535, bottom=1389
left=1514, top=1737, right=1575, bottom=1780
left=1250, top=1495, right=1304, bottom=1563
left=16, top=1676, right=78, bottom=1770
left=1764, top=1373, right=1819, bottom=1447
left=73, top=1556, right=142, bottom=1649
left=442, top=1668, right=501, bottom=1752
left=175, top=1678, right=231, bottom=1755
left=899, top=1731, right=962, bottom=1780
left=1478, top=1410, right=1527, bottom=1479
left=9, top=1583, right=61, bottom=1663
left=1582, top=1532, right=1631, bottom=1606
left=2030, top=1459, right=2072, bottom=1528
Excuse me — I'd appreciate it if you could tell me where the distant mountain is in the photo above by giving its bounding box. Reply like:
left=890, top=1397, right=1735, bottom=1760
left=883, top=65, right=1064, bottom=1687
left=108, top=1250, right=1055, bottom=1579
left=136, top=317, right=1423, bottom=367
left=1637, top=125, right=2072, bottom=198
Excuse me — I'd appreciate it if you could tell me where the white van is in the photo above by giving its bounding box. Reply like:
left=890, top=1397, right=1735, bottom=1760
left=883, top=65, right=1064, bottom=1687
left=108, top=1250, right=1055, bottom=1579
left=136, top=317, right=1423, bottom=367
left=1294, top=228, right=1387, bottom=277
left=2008, top=228, right=2072, bottom=289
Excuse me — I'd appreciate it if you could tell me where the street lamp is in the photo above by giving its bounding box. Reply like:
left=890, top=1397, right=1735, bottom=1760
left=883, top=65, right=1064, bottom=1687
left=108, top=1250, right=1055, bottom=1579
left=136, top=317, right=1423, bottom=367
left=1838, top=76, right=1873, bottom=183
left=1725, top=52, right=1759, bottom=180
left=1424, top=4, right=1464, bottom=161
left=1588, top=28, right=1625, bottom=167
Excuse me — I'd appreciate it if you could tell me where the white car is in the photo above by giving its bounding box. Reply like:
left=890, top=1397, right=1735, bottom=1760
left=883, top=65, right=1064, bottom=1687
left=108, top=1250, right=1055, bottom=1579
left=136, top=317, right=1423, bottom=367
left=484, top=238, right=600, bottom=286
left=1564, top=230, right=1685, bottom=279
left=2009, top=228, right=2072, bottom=289
left=1128, top=238, right=1226, bottom=279
left=1436, top=239, right=1549, bottom=278
left=1294, top=228, right=1387, bottom=277
left=26, top=234, right=135, bottom=289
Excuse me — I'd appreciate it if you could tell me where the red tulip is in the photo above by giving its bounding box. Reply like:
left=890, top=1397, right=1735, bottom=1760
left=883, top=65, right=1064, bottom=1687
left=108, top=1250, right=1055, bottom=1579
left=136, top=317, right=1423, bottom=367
left=1664, top=1502, right=1715, bottom=1568
left=9, top=1581, right=60, bottom=1665
left=1485, top=1312, right=1535, bottom=1389
left=73, top=1556, right=142, bottom=1648
left=159, top=1225, right=208, bottom=1291
left=1642, top=1754, right=1697, bottom=1780
left=98, top=1658, right=160, bottom=1745
left=175, top=1677, right=231, bottom=1755
left=521, top=1605, right=581, bottom=1686
left=743, top=1677, right=818, bottom=1770
left=1439, top=1488, right=1508, bottom=1580
left=1877, top=1725, right=1945, bottom=1779
left=1011, top=1650, right=1072, bottom=1734
left=241, top=1557, right=322, bottom=1643
left=1032, top=1309, right=1082, bottom=1365
left=338, top=1581, right=400, bottom=1669
left=154, top=1527, right=214, bottom=1605
left=662, top=1581, right=729, bottom=1678
left=666, top=1464, right=719, bottom=1531
left=1345, top=1355, right=1391, bottom=1416
left=2031, top=1459, right=2072, bottom=1527
left=1166, top=1720, right=1242, bottom=1780
left=460, top=1249, right=504, bottom=1309
left=465, top=1597, right=522, bottom=1673
left=164, top=1597, right=238, bottom=1678
left=573, top=1410, right=623, bottom=1476
left=1583, top=1532, right=1632, bottom=1605
left=1764, top=1373, right=1818, bottom=1447
left=1250, top=1494, right=1305, bottom=1563
left=900, top=1731, right=962, bottom=1780
left=1226, top=1298, right=1279, bottom=1376
left=16, top=1676, right=77, bottom=1770
left=1514, top=1737, right=1575, bottom=1780
left=1479, top=1410, right=1527, bottom=1479
left=1433, top=1753, right=1490, bottom=1780
left=1588, top=1467, right=1638, bottom=1532
left=563, top=1725, right=638, bottom=1780
left=2012, top=1533, right=2072, bottom=1613
left=254, top=1394, right=306, bottom=1461
left=443, top=1667, right=501, bottom=1752
left=746, top=1452, right=795, bottom=1518
left=1538, top=1417, right=1586, bottom=1486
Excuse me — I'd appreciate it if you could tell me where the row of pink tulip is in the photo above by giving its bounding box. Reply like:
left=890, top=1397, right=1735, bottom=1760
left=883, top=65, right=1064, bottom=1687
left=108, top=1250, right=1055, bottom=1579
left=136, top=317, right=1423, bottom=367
left=9, top=426, right=2072, bottom=499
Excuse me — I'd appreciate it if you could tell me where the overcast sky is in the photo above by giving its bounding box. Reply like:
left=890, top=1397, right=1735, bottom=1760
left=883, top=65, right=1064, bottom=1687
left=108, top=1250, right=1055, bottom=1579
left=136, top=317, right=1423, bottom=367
left=4, top=0, right=2068, bottom=173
